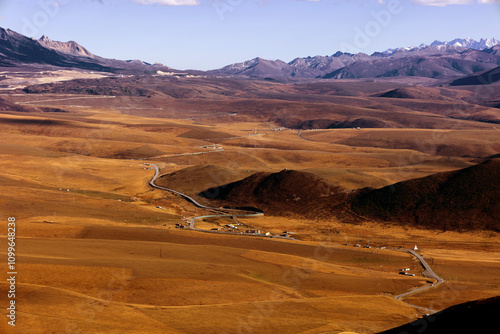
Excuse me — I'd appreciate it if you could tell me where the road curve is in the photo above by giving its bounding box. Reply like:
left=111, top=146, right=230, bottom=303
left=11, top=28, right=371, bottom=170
left=149, top=164, right=257, bottom=213
left=148, top=164, right=283, bottom=237
left=395, top=249, right=445, bottom=313
left=149, top=164, right=446, bottom=306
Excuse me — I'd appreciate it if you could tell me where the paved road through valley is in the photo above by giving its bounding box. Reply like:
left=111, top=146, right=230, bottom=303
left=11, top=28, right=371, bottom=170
left=148, top=164, right=278, bottom=237
left=149, top=164, right=444, bottom=306
left=395, top=249, right=445, bottom=313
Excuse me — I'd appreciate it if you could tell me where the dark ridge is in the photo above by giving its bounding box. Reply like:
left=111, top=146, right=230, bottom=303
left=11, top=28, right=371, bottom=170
left=273, top=116, right=389, bottom=130
left=450, top=65, right=500, bottom=86
left=199, top=160, right=499, bottom=231
left=378, top=296, right=500, bottom=334
left=471, top=153, right=500, bottom=163
left=22, top=76, right=153, bottom=97
left=107, top=144, right=166, bottom=159
left=39, top=107, right=70, bottom=113
left=378, top=87, right=451, bottom=101
left=199, top=169, right=349, bottom=219
left=351, top=159, right=500, bottom=232
left=0, top=117, right=67, bottom=126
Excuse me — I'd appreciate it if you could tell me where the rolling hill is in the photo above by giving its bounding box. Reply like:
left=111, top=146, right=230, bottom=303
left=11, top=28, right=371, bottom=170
left=155, top=164, right=250, bottom=196
left=199, top=169, right=349, bottom=218
left=199, top=159, right=499, bottom=231
left=351, top=159, right=500, bottom=232
left=378, top=86, right=457, bottom=101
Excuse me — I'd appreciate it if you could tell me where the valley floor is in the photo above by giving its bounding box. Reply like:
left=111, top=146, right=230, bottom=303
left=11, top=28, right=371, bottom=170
left=0, top=89, right=499, bottom=333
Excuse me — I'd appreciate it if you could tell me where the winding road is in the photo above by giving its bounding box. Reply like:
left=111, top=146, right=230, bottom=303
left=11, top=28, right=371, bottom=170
left=20, top=92, right=447, bottom=315
left=395, top=249, right=445, bottom=313
left=148, top=163, right=445, bottom=311
left=148, top=164, right=281, bottom=237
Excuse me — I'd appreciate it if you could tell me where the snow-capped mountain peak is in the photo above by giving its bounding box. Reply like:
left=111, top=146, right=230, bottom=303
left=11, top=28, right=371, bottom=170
left=429, top=37, right=499, bottom=50
left=382, top=38, right=499, bottom=56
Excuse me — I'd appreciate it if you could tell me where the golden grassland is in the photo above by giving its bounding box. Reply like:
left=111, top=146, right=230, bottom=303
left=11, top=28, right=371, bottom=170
left=0, top=93, right=499, bottom=333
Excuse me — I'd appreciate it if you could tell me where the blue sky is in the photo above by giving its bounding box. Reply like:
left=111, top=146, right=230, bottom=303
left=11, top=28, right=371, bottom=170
left=1, top=0, right=499, bottom=70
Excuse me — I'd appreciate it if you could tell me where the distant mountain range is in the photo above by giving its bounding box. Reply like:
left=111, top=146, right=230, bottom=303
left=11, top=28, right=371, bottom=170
left=211, top=38, right=500, bottom=79
left=1, top=26, right=499, bottom=82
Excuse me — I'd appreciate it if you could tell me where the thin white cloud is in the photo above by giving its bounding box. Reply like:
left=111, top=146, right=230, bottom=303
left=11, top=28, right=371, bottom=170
left=477, top=0, right=500, bottom=3
left=129, top=0, right=201, bottom=5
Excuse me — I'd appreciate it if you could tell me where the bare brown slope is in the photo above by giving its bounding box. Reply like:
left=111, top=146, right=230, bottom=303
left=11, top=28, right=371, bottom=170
left=351, top=159, right=500, bottom=232
left=378, top=296, right=500, bottom=334
left=108, top=144, right=166, bottom=159
left=0, top=96, right=29, bottom=112
left=199, top=160, right=498, bottom=231
left=378, top=86, right=456, bottom=101
left=199, top=169, right=349, bottom=219
left=155, top=165, right=250, bottom=196
left=335, top=130, right=500, bottom=158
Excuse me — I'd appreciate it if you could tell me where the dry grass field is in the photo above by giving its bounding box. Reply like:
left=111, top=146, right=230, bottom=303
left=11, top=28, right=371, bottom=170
left=0, top=79, right=499, bottom=333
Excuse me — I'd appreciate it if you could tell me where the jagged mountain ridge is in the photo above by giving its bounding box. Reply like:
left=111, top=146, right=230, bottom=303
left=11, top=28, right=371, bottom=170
left=0, top=27, right=113, bottom=71
left=211, top=38, right=500, bottom=79
left=382, top=37, right=500, bottom=55
left=1, top=27, right=499, bottom=80
left=430, top=37, right=500, bottom=50
left=37, top=35, right=95, bottom=58
left=0, top=27, right=171, bottom=74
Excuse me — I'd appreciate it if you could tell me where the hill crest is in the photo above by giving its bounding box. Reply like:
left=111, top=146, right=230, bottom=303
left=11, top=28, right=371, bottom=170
left=200, top=169, right=349, bottom=218
left=351, top=159, right=500, bottom=231
left=199, top=160, right=499, bottom=231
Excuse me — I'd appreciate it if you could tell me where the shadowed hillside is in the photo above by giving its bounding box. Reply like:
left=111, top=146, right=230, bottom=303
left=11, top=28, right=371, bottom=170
left=351, top=159, right=500, bottom=231
left=450, top=65, right=500, bottom=86
left=199, top=169, right=349, bottom=218
left=156, top=165, right=250, bottom=196
left=199, top=160, right=499, bottom=231
left=378, top=86, right=457, bottom=101
left=378, top=296, right=500, bottom=334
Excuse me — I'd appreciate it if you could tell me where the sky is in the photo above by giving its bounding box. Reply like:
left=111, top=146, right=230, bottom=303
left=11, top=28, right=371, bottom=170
left=0, top=0, right=499, bottom=70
